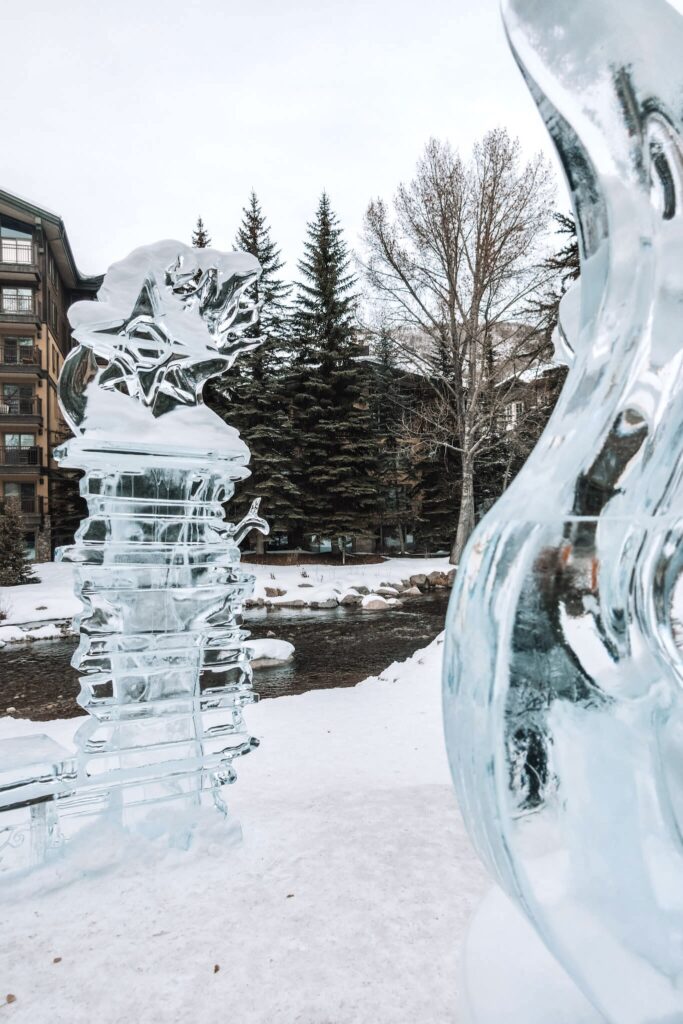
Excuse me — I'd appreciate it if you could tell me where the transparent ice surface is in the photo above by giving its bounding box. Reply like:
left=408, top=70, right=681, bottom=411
left=444, top=1, right=683, bottom=1021
left=0, top=242, right=269, bottom=872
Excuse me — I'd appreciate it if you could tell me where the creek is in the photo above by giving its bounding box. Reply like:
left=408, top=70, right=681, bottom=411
left=0, top=594, right=450, bottom=721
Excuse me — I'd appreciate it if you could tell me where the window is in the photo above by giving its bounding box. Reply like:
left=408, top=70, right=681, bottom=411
left=49, top=294, right=58, bottom=332
left=48, top=252, right=57, bottom=284
left=4, top=433, right=36, bottom=447
left=502, top=400, right=525, bottom=432
left=1, top=287, right=33, bottom=314
left=0, top=216, right=33, bottom=265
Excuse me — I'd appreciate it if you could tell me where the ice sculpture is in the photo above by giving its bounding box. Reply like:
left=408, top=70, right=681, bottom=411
left=0, top=242, right=268, bottom=873
left=443, top=1, right=683, bottom=1021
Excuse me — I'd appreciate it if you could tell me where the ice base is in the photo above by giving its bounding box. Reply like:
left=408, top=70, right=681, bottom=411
left=460, top=886, right=603, bottom=1024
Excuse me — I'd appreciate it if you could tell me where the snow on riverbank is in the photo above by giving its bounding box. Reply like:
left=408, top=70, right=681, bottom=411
left=0, top=636, right=487, bottom=1024
left=0, top=557, right=453, bottom=645
left=246, top=637, right=295, bottom=665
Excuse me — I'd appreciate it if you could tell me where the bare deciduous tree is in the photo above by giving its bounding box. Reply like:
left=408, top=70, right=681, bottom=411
left=361, top=129, right=555, bottom=563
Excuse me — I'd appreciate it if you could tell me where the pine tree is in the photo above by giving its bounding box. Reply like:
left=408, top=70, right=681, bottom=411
left=293, top=193, right=378, bottom=555
left=205, top=192, right=302, bottom=549
left=192, top=217, right=211, bottom=248
left=0, top=499, right=36, bottom=586
left=234, top=191, right=290, bottom=336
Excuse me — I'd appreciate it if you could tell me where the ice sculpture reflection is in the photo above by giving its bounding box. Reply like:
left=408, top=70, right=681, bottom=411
left=444, top=1, right=683, bottom=1021
left=0, top=242, right=268, bottom=873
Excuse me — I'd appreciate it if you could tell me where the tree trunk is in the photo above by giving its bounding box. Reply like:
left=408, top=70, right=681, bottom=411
left=254, top=531, right=266, bottom=556
left=450, top=458, right=475, bottom=566
left=397, top=521, right=406, bottom=556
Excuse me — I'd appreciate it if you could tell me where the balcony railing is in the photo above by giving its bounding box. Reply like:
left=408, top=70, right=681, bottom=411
left=0, top=397, right=41, bottom=416
left=0, top=240, right=34, bottom=265
left=0, top=344, right=40, bottom=366
left=1, top=295, right=34, bottom=314
left=0, top=446, right=40, bottom=466
left=2, top=495, right=42, bottom=516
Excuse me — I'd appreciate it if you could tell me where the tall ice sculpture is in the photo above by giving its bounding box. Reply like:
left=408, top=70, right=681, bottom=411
left=0, top=242, right=268, bottom=873
left=444, top=1, right=683, bottom=1021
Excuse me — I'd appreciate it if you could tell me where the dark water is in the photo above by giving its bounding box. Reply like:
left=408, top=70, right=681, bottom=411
left=0, top=595, right=450, bottom=721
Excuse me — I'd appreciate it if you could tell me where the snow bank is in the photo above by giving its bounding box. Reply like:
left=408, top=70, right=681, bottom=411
left=247, top=638, right=295, bottom=665
left=250, top=557, right=452, bottom=610
left=0, top=557, right=453, bottom=640
left=0, top=562, right=82, bottom=635
left=0, top=637, right=486, bottom=1024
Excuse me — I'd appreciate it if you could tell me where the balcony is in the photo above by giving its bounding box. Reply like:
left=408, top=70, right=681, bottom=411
left=0, top=446, right=41, bottom=469
left=2, top=495, right=43, bottom=521
left=0, top=240, right=39, bottom=283
left=0, top=293, right=39, bottom=326
left=0, top=397, right=42, bottom=423
left=1, top=240, right=33, bottom=265
left=0, top=343, right=41, bottom=374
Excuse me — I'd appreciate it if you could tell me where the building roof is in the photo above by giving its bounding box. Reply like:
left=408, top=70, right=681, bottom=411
left=0, top=188, right=102, bottom=294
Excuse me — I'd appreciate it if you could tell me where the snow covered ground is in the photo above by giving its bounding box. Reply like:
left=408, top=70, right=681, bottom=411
left=0, top=636, right=487, bottom=1024
left=0, top=557, right=453, bottom=644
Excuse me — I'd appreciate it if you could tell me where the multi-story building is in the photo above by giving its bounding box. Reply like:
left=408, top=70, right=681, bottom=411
left=0, top=189, right=101, bottom=561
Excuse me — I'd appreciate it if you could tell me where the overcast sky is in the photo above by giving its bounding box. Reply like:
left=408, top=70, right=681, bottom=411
left=4, top=0, right=682, bottom=279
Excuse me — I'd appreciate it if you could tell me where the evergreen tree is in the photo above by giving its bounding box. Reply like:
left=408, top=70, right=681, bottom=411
left=293, top=192, right=377, bottom=554
left=234, top=191, right=290, bottom=335
left=205, top=193, right=302, bottom=549
left=192, top=217, right=211, bottom=248
left=0, top=499, right=36, bottom=586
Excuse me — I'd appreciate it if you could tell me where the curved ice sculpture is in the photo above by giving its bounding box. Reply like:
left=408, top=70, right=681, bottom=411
left=50, top=242, right=268, bottom=841
left=444, top=1, right=683, bottom=1021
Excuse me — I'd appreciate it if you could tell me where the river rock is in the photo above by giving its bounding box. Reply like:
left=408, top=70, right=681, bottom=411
left=402, top=586, right=422, bottom=598
left=361, top=595, right=389, bottom=611
left=277, top=599, right=307, bottom=609
left=340, top=591, right=362, bottom=606
left=265, top=586, right=286, bottom=598
left=447, top=568, right=457, bottom=588
left=298, top=582, right=314, bottom=588
left=409, top=574, right=428, bottom=590
left=427, top=571, right=449, bottom=588
left=376, top=586, right=399, bottom=597
left=310, top=598, right=338, bottom=609
left=387, top=599, right=404, bottom=609
left=354, top=585, right=370, bottom=595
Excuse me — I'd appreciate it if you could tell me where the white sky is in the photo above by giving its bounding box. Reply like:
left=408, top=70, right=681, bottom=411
left=4, top=0, right=683, bottom=278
